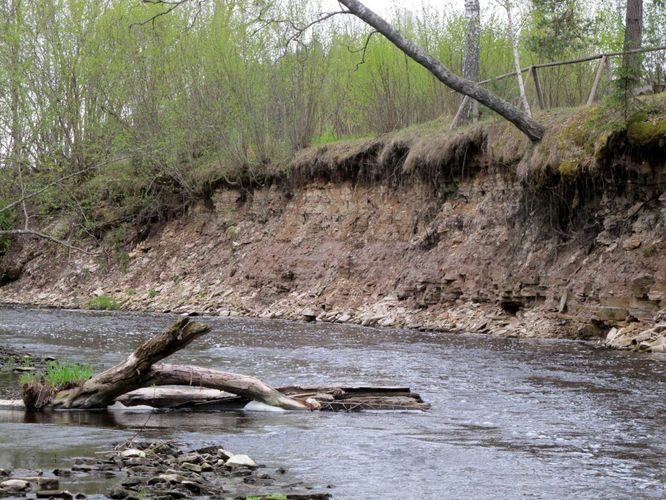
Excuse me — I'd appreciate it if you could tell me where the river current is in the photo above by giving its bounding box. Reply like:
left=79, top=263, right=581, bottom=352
left=0, top=307, right=664, bottom=499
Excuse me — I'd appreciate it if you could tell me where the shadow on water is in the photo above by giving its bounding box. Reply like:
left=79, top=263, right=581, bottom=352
left=1, top=306, right=665, bottom=499
left=0, top=406, right=317, bottom=434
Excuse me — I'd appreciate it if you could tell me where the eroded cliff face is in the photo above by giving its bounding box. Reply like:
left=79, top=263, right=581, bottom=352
left=1, top=149, right=664, bottom=341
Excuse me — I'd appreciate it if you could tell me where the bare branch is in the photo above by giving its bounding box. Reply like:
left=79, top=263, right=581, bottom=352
left=131, top=0, right=190, bottom=29
left=0, top=229, right=96, bottom=255
left=349, top=30, right=379, bottom=72
left=245, top=6, right=353, bottom=47
left=0, top=155, right=133, bottom=215
left=284, top=10, right=353, bottom=46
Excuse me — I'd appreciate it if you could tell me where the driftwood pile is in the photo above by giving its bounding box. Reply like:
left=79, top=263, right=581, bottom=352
left=21, top=318, right=429, bottom=413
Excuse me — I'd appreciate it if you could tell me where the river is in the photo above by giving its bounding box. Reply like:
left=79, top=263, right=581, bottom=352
left=0, top=307, right=665, bottom=499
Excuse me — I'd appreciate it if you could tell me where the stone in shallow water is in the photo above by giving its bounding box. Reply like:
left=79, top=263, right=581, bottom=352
left=38, top=477, right=60, bottom=490
left=1, top=479, right=29, bottom=491
left=176, top=453, right=202, bottom=464
left=108, top=487, right=132, bottom=499
left=225, top=455, right=258, bottom=468
left=181, top=481, right=203, bottom=494
left=36, top=490, right=74, bottom=499
left=181, top=463, right=202, bottom=473
left=153, top=473, right=186, bottom=484
left=120, top=449, right=146, bottom=459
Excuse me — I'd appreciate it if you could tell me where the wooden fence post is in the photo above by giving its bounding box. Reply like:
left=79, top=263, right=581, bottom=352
left=449, top=95, right=470, bottom=131
left=587, top=55, right=608, bottom=106
left=531, top=66, right=546, bottom=110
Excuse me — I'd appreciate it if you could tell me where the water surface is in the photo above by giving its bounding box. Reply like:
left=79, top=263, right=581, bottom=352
left=0, top=307, right=664, bottom=499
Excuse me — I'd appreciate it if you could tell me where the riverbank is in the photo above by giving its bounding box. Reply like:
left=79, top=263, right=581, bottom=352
left=0, top=438, right=329, bottom=499
left=1, top=101, right=664, bottom=350
left=0, top=347, right=330, bottom=499
left=1, top=306, right=665, bottom=498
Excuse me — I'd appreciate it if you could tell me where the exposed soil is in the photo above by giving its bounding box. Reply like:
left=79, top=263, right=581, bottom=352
left=1, top=111, right=664, bottom=346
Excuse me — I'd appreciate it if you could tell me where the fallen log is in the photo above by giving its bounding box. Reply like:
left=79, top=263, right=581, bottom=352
left=117, top=386, right=431, bottom=412
left=21, top=318, right=429, bottom=412
left=145, top=363, right=312, bottom=410
left=51, top=318, right=211, bottom=410
left=27, top=318, right=314, bottom=411
left=116, top=387, right=238, bottom=409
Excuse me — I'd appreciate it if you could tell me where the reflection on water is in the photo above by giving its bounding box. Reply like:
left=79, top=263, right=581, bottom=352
left=1, top=306, right=665, bottom=499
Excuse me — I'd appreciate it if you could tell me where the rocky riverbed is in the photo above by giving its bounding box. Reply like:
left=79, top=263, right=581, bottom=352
left=1, top=347, right=330, bottom=499
left=0, top=345, right=54, bottom=400
left=0, top=439, right=330, bottom=499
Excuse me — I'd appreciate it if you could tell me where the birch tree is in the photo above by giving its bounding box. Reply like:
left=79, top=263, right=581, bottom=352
left=462, top=0, right=481, bottom=123
left=496, top=0, right=531, bottom=117
left=337, top=0, right=543, bottom=139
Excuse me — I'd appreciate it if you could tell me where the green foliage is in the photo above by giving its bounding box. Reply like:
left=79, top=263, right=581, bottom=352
left=0, top=202, right=15, bottom=255
left=87, top=294, right=120, bottom=310
left=147, top=288, right=159, bottom=299
left=558, top=159, right=580, bottom=177
left=627, top=112, right=666, bottom=145
left=526, top=0, right=592, bottom=61
left=0, top=0, right=648, bottom=248
left=19, top=360, right=93, bottom=387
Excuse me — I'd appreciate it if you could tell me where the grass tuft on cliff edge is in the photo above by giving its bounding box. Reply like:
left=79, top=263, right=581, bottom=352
left=286, top=93, right=666, bottom=190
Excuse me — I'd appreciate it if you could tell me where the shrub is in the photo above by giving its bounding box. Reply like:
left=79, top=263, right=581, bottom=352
left=87, top=294, right=120, bottom=310
left=19, top=360, right=93, bottom=387
left=0, top=200, right=16, bottom=255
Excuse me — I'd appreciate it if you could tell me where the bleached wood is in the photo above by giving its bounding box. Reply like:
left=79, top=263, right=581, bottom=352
left=49, top=318, right=313, bottom=411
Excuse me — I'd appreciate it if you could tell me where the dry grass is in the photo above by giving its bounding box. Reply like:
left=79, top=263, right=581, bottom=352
left=282, top=93, right=666, bottom=191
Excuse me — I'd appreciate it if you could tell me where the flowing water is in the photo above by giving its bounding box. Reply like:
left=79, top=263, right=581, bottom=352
left=0, top=307, right=665, bottom=499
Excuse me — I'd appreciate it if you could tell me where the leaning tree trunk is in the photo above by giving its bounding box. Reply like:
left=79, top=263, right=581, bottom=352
left=48, top=318, right=314, bottom=411
left=338, top=0, right=545, bottom=141
left=461, top=0, right=481, bottom=123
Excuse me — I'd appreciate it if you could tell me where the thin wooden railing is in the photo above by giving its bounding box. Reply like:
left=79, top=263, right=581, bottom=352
left=450, top=44, right=666, bottom=130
